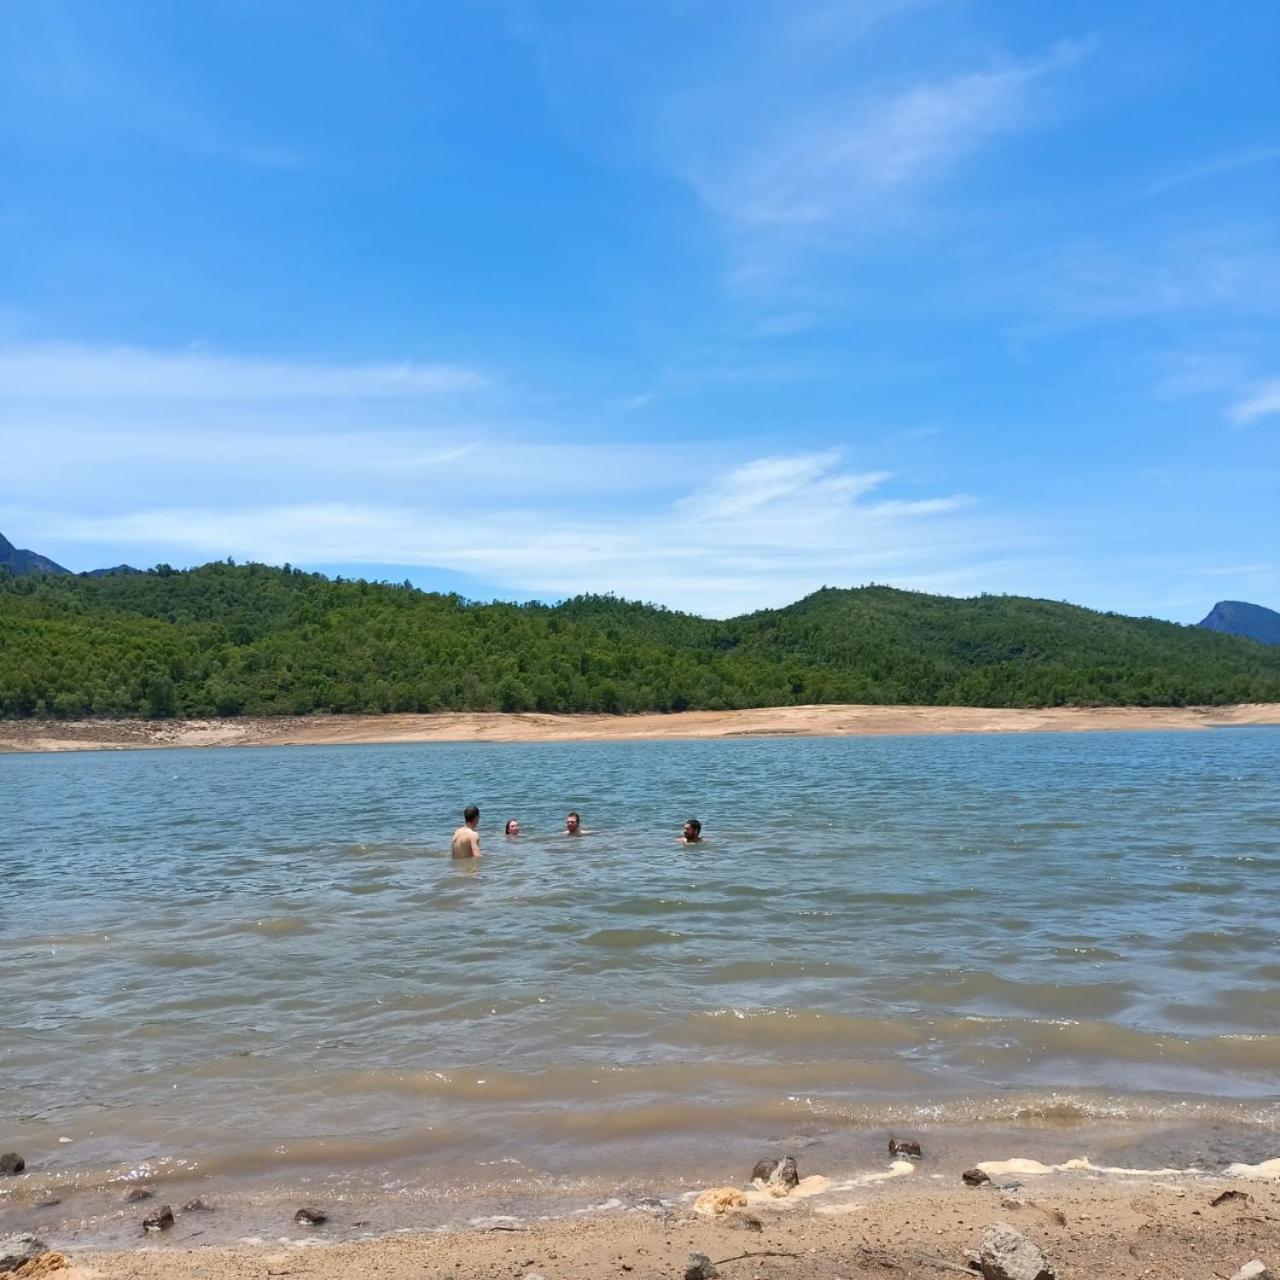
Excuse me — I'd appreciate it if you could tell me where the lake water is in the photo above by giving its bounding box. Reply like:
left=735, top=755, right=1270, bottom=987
left=3, top=729, right=1279, bottom=1244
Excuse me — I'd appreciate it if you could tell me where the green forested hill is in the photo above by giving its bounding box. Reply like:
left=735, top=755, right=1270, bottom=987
left=3, top=561, right=1280, bottom=718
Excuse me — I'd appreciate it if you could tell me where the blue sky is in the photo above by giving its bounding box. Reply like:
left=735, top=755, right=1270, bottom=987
left=1, top=0, right=1277, bottom=620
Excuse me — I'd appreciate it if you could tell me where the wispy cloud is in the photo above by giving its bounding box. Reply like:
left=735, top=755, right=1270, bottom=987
left=1229, top=380, right=1280, bottom=425
left=1, top=3, right=307, bottom=170
left=1146, top=145, right=1280, bottom=196
left=0, top=343, right=484, bottom=401
left=684, top=41, right=1089, bottom=232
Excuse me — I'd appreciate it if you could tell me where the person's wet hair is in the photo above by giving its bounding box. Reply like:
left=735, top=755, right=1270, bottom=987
left=505, top=818, right=519, bottom=834
left=686, top=818, right=702, bottom=837
left=463, top=805, right=480, bottom=824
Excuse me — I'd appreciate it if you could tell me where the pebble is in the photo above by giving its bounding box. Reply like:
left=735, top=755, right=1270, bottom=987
left=0, top=1153, right=26, bottom=1176
left=142, top=1206, right=175, bottom=1233
left=293, top=1207, right=328, bottom=1226
left=1229, top=1264, right=1274, bottom=1280
left=977, top=1220, right=1056, bottom=1280
left=685, top=1252, right=719, bottom=1280
left=1211, top=1190, right=1252, bottom=1207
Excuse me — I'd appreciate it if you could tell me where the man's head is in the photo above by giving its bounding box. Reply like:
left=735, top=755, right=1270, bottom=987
left=565, top=811, right=581, bottom=834
left=505, top=818, right=520, bottom=836
left=683, top=818, right=702, bottom=842
left=463, top=805, right=480, bottom=827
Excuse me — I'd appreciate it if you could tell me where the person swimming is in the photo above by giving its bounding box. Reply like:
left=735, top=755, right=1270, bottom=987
left=564, top=811, right=587, bottom=836
left=680, top=818, right=703, bottom=844
left=451, top=805, right=482, bottom=859
left=504, top=818, right=521, bottom=837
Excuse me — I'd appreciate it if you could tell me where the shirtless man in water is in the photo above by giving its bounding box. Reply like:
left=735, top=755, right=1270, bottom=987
left=451, top=805, right=482, bottom=859
left=564, top=811, right=586, bottom=836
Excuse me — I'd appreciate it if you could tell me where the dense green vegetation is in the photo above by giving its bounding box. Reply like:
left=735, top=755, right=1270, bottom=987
left=3, top=561, right=1280, bottom=718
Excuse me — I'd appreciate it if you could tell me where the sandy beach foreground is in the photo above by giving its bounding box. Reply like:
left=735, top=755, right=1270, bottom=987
left=45, top=1175, right=1280, bottom=1279
left=3, top=701, right=1280, bottom=754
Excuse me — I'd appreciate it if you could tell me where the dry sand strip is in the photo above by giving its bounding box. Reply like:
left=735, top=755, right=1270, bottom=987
left=2, top=702, right=1280, bottom=754
left=53, top=1178, right=1280, bottom=1279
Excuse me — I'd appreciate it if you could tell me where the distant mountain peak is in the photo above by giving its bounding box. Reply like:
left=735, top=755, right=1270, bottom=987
left=0, top=530, right=70, bottom=577
left=1198, top=600, right=1280, bottom=646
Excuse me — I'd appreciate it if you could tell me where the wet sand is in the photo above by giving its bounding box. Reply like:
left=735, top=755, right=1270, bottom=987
left=3, top=702, right=1279, bottom=753
left=56, top=1174, right=1280, bottom=1279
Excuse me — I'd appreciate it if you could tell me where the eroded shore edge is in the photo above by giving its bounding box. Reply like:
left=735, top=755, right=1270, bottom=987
left=3, top=702, right=1280, bottom=754
left=61, top=1175, right=1280, bottom=1280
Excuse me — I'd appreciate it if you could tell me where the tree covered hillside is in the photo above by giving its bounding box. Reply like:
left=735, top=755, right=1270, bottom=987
left=3, top=562, right=1280, bottom=718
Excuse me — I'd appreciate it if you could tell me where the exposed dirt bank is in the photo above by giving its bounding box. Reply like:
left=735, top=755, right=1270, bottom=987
left=2, top=702, right=1279, bottom=754
left=55, top=1175, right=1280, bottom=1279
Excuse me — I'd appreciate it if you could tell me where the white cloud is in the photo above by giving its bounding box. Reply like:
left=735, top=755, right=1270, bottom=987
left=0, top=343, right=483, bottom=401
left=1145, top=145, right=1280, bottom=196
left=4, top=447, right=1000, bottom=617
left=1230, top=380, right=1280, bottom=425
left=687, top=42, right=1088, bottom=232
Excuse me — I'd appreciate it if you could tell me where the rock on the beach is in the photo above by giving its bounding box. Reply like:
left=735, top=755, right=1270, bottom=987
left=1212, top=1189, right=1252, bottom=1207
left=721, top=1211, right=764, bottom=1232
left=123, top=1186, right=154, bottom=1203
left=0, top=1235, right=46, bottom=1271
left=0, top=1154, right=25, bottom=1176
left=182, top=1197, right=214, bottom=1212
left=1229, top=1264, right=1274, bottom=1280
left=978, top=1221, right=1056, bottom=1280
left=685, top=1252, right=719, bottom=1280
left=963, top=1168, right=992, bottom=1186
left=889, top=1138, right=923, bottom=1158
left=141, top=1205, right=174, bottom=1233
left=751, top=1153, right=801, bottom=1190
left=293, top=1207, right=328, bottom=1226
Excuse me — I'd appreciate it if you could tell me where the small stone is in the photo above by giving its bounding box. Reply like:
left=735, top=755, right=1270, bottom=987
left=889, top=1138, right=923, bottom=1159
left=141, top=1206, right=174, bottom=1233
left=721, top=1212, right=764, bottom=1232
left=963, top=1168, right=992, bottom=1186
left=751, top=1157, right=779, bottom=1182
left=124, top=1186, right=154, bottom=1203
left=0, top=1153, right=26, bottom=1176
left=1229, top=1264, right=1274, bottom=1280
left=182, top=1197, right=214, bottom=1212
left=977, top=1221, right=1056, bottom=1280
left=0, top=1235, right=47, bottom=1271
left=685, top=1251, right=719, bottom=1280
left=293, top=1207, right=327, bottom=1226
left=1211, top=1189, right=1252, bottom=1207
left=768, top=1155, right=800, bottom=1189
left=35, top=1199, right=61, bottom=1210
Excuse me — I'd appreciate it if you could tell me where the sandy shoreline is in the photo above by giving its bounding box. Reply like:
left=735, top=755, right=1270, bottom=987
left=41, top=1173, right=1280, bottom=1279
left=3, top=702, right=1280, bottom=754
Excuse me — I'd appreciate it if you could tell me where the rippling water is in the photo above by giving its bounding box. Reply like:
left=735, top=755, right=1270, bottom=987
left=3, top=729, right=1279, bottom=1240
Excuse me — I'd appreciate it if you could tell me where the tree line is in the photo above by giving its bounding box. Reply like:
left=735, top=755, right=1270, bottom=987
left=2, top=561, right=1279, bottom=719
